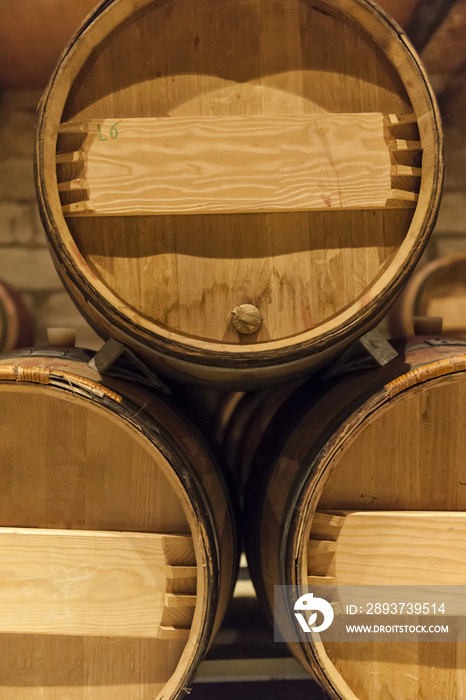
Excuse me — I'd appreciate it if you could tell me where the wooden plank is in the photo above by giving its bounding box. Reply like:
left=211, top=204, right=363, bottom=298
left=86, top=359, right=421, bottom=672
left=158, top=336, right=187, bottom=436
left=391, top=165, right=422, bottom=176
left=165, top=593, right=197, bottom=607
left=307, top=539, right=337, bottom=577
left=307, top=575, right=336, bottom=586
left=56, top=113, right=418, bottom=216
left=0, top=528, right=195, bottom=638
left=310, top=512, right=345, bottom=539
left=157, top=625, right=191, bottom=641
left=390, top=139, right=422, bottom=151
left=309, top=511, right=466, bottom=585
left=308, top=540, right=337, bottom=553
left=161, top=534, right=196, bottom=565
left=384, top=113, right=419, bottom=127
left=165, top=565, right=197, bottom=579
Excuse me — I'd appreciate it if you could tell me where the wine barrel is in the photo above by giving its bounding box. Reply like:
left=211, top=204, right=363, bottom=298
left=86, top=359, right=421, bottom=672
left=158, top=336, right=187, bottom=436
left=35, top=0, right=443, bottom=388
left=238, top=339, right=466, bottom=700
left=0, top=348, right=238, bottom=700
left=218, top=384, right=302, bottom=490
left=388, top=253, right=466, bottom=338
left=0, top=278, right=34, bottom=352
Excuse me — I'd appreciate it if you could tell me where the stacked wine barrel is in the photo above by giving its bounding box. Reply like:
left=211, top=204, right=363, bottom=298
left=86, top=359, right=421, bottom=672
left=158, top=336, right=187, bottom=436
left=35, top=0, right=442, bottom=389
left=0, top=349, right=238, bottom=700
left=1, top=0, right=458, bottom=698
left=221, top=339, right=466, bottom=700
left=0, top=278, right=34, bottom=354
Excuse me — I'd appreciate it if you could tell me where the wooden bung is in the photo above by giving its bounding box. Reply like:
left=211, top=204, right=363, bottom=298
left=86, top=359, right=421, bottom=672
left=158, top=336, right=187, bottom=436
left=0, top=349, right=238, bottom=700
left=228, top=340, right=466, bottom=700
left=35, top=0, right=443, bottom=388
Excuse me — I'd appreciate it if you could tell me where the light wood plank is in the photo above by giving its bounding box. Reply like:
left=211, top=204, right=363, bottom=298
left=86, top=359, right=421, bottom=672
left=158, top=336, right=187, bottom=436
left=56, top=151, right=86, bottom=164
left=310, top=511, right=345, bottom=539
left=0, top=527, right=194, bottom=638
left=157, top=625, right=191, bottom=641
left=57, top=178, right=88, bottom=192
left=384, top=112, right=419, bottom=127
left=391, top=165, right=422, bottom=176
left=164, top=593, right=197, bottom=607
left=386, top=189, right=419, bottom=203
left=57, top=113, right=417, bottom=216
left=391, top=138, right=422, bottom=151
left=308, top=539, right=337, bottom=553
left=309, top=511, right=466, bottom=585
left=307, top=575, right=336, bottom=586
left=165, top=565, right=197, bottom=578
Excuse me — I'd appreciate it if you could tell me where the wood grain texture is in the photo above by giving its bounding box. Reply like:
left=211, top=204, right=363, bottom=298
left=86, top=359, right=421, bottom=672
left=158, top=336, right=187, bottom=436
left=309, top=511, right=466, bottom=585
left=36, top=0, right=442, bottom=385
left=239, top=345, right=466, bottom=699
left=0, top=385, right=189, bottom=532
left=317, top=373, right=466, bottom=700
left=71, top=208, right=407, bottom=343
left=57, top=114, right=418, bottom=215
left=318, top=376, right=466, bottom=513
left=0, top=528, right=194, bottom=638
left=0, top=351, right=238, bottom=700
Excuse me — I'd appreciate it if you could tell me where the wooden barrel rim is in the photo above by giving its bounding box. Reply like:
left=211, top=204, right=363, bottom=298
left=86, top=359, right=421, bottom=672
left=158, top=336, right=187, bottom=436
left=0, top=349, right=238, bottom=698
left=35, top=0, right=443, bottom=371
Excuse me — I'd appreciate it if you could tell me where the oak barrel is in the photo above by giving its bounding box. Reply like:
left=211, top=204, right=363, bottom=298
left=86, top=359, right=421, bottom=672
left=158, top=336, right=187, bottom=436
left=388, top=252, right=466, bottom=338
left=0, top=348, right=238, bottom=700
left=236, top=340, right=466, bottom=699
left=36, top=0, right=443, bottom=388
left=0, top=279, right=34, bottom=353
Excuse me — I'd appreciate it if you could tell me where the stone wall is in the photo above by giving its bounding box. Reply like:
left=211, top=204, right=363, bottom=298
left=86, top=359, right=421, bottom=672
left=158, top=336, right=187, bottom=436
left=0, top=89, right=101, bottom=349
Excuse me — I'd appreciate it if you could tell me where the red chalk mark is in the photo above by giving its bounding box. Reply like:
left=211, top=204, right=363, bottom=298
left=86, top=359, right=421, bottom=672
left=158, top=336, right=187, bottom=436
left=359, top=290, right=374, bottom=309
